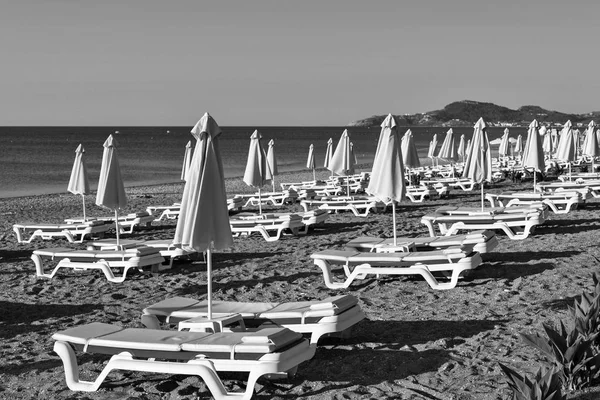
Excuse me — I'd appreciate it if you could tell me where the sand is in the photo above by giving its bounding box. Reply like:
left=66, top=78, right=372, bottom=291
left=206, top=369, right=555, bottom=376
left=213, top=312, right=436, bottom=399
left=1, top=168, right=600, bottom=399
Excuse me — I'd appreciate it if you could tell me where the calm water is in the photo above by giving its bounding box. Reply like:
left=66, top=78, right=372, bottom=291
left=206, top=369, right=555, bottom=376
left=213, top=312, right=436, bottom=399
left=0, top=125, right=526, bottom=198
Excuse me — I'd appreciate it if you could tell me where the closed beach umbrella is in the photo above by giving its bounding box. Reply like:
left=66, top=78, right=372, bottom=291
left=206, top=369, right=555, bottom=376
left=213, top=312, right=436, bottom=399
left=173, top=113, right=233, bottom=319
left=266, top=139, right=278, bottom=192
left=457, top=134, right=466, bottom=163
left=329, top=129, right=355, bottom=194
left=367, top=114, right=405, bottom=245
left=498, top=128, right=510, bottom=158
left=514, top=134, right=523, bottom=159
left=67, top=144, right=90, bottom=221
left=350, top=142, right=358, bottom=165
left=541, top=126, right=552, bottom=157
left=306, top=143, right=316, bottom=181
left=437, top=128, right=457, bottom=162
left=96, top=135, right=127, bottom=245
left=551, top=129, right=559, bottom=154
left=427, top=134, right=438, bottom=166
left=181, top=140, right=193, bottom=181
left=582, top=120, right=599, bottom=173
left=555, top=123, right=576, bottom=180
left=324, top=137, right=333, bottom=178
left=522, top=120, right=545, bottom=191
left=462, top=117, right=492, bottom=210
left=401, top=129, right=420, bottom=169
left=243, top=130, right=267, bottom=214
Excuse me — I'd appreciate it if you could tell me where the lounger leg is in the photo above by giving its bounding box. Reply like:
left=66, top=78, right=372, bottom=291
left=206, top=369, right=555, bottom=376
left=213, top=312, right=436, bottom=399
left=13, top=226, right=25, bottom=243
left=313, top=260, right=350, bottom=289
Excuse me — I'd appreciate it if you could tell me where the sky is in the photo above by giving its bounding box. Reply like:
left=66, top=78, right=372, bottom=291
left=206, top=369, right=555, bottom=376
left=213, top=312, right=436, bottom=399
left=1, top=0, right=599, bottom=126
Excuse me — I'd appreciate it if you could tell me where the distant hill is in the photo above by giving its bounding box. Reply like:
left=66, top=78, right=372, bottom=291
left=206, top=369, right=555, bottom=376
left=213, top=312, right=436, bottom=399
left=349, top=100, right=600, bottom=127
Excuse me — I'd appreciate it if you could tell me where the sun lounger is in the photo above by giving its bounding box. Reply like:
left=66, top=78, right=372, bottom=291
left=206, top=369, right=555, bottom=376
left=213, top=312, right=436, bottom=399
left=310, top=248, right=482, bottom=290
left=141, top=294, right=365, bottom=344
left=421, top=178, right=477, bottom=192
left=237, top=210, right=329, bottom=234
left=485, top=191, right=585, bottom=214
left=230, top=213, right=305, bottom=242
left=537, top=181, right=600, bottom=198
left=13, top=220, right=111, bottom=244
left=420, top=206, right=546, bottom=240
left=146, top=203, right=181, bottom=221
left=227, top=196, right=244, bottom=212
left=65, top=212, right=155, bottom=234
left=31, top=246, right=165, bottom=282
left=345, top=230, right=498, bottom=254
left=405, top=185, right=439, bottom=203
left=236, top=190, right=299, bottom=208
left=88, top=238, right=200, bottom=270
left=300, top=196, right=385, bottom=217
left=52, top=322, right=315, bottom=399
left=558, top=172, right=600, bottom=182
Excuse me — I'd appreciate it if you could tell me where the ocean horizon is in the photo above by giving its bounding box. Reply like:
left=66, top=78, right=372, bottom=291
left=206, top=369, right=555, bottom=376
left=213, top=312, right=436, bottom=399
left=0, top=125, right=525, bottom=199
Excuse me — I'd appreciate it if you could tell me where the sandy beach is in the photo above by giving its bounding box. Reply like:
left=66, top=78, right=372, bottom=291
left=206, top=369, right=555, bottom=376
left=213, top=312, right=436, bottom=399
left=2, top=168, right=600, bottom=400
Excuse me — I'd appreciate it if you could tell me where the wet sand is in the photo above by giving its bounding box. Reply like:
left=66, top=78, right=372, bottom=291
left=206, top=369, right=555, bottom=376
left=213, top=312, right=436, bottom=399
left=1, top=169, right=600, bottom=399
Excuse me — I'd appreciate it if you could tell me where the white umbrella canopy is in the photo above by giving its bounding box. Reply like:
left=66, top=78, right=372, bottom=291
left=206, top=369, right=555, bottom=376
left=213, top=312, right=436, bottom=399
left=514, top=134, right=523, bottom=158
left=555, top=123, right=576, bottom=180
left=541, top=127, right=552, bottom=156
left=324, top=138, right=333, bottom=168
left=401, top=129, right=420, bottom=169
left=457, top=134, right=466, bottom=163
left=96, top=135, right=127, bottom=245
left=243, top=130, right=268, bottom=214
left=266, top=139, right=278, bottom=192
left=551, top=129, right=559, bottom=153
left=306, top=143, right=316, bottom=181
left=498, top=128, right=510, bottom=158
left=427, top=134, right=438, bottom=166
left=521, top=120, right=545, bottom=191
left=366, top=114, right=406, bottom=245
left=462, top=117, right=492, bottom=210
left=68, top=144, right=91, bottom=220
left=329, top=129, right=355, bottom=194
left=582, top=120, right=599, bottom=172
left=181, top=140, right=193, bottom=181
left=437, top=128, right=457, bottom=162
left=173, top=113, right=233, bottom=320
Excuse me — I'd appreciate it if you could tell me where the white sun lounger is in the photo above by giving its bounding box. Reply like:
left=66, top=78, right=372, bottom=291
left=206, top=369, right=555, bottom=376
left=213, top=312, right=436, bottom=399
left=537, top=181, right=600, bottom=198
left=65, top=212, right=155, bottom=234
left=300, top=196, right=385, bottom=217
left=31, top=246, right=165, bottom=282
left=235, top=210, right=329, bottom=235
left=345, top=230, right=498, bottom=254
left=420, top=207, right=546, bottom=240
left=230, top=213, right=305, bottom=242
left=89, top=238, right=200, bottom=270
left=146, top=203, right=181, bottom=221
left=52, top=322, right=315, bottom=399
left=141, top=294, right=365, bottom=344
left=405, top=185, right=439, bottom=203
left=310, top=249, right=482, bottom=290
left=421, top=178, right=477, bottom=192
left=13, top=220, right=111, bottom=244
left=235, top=190, right=299, bottom=208
left=558, top=173, right=600, bottom=182
left=485, top=191, right=585, bottom=214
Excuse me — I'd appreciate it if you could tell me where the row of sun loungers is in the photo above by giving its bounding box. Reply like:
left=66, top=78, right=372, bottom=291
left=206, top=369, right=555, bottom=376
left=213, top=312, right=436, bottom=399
left=230, top=210, right=328, bottom=241
left=486, top=191, right=586, bottom=214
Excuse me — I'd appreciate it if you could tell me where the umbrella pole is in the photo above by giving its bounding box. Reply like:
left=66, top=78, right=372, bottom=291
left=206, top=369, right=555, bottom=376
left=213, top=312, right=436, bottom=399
left=258, top=188, right=262, bottom=215
left=114, top=209, right=120, bottom=246
left=312, top=168, right=316, bottom=182
left=272, top=178, right=276, bottom=193
left=392, top=202, right=397, bottom=246
left=207, top=247, right=213, bottom=320
left=82, top=195, right=86, bottom=221
left=569, top=163, right=572, bottom=181
left=533, top=170, right=537, bottom=193
left=480, top=183, right=485, bottom=211
left=346, top=177, right=350, bottom=197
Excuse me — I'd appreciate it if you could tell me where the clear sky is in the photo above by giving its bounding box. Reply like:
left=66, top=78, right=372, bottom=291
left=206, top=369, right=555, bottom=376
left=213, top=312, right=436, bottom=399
left=1, top=0, right=599, bottom=126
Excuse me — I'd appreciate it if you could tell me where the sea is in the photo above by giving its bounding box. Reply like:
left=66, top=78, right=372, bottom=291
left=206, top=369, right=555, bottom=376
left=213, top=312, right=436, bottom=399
left=0, top=125, right=528, bottom=199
